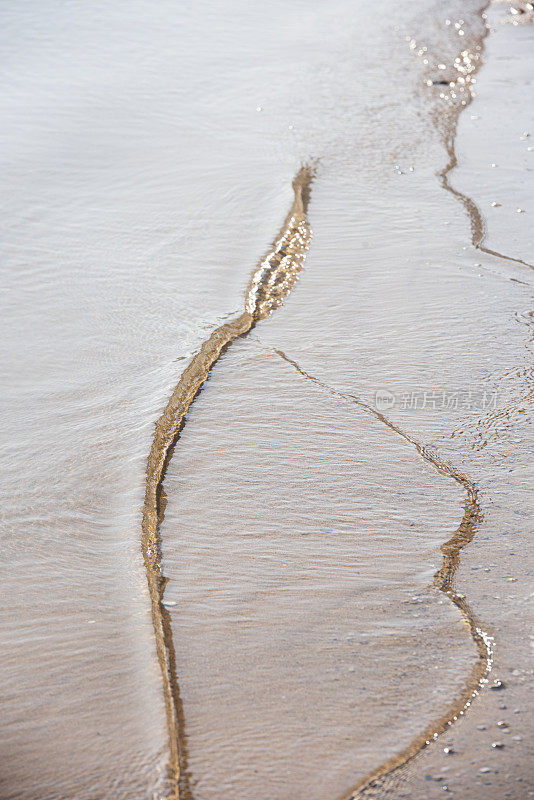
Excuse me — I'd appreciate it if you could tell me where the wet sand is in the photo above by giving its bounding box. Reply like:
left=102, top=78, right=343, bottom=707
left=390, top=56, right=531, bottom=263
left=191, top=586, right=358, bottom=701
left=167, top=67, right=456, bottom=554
left=0, top=1, right=532, bottom=799
left=154, top=4, right=534, bottom=799
left=362, top=4, right=534, bottom=796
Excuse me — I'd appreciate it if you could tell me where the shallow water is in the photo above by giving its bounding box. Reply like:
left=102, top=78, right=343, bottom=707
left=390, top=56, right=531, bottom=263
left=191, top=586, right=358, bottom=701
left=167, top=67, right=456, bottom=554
left=161, top=342, right=476, bottom=799
left=0, top=0, right=532, bottom=798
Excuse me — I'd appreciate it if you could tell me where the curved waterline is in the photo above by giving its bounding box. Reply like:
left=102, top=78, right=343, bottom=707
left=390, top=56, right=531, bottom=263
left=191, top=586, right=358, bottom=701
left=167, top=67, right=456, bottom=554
left=139, top=8, right=523, bottom=787
left=440, top=127, right=534, bottom=271
left=268, top=348, right=493, bottom=800
left=436, top=3, right=534, bottom=272
left=141, top=165, right=314, bottom=798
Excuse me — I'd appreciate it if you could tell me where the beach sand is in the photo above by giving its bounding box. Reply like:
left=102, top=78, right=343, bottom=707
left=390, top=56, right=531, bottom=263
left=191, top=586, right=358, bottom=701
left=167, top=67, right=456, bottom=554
left=0, top=1, right=532, bottom=799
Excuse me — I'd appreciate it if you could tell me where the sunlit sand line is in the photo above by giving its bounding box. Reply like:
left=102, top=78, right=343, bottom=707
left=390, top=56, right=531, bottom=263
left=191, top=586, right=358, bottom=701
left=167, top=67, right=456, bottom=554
left=432, top=6, right=534, bottom=271
left=440, top=129, right=534, bottom=271
left=141, top=165, right=315, bottom=799
left=266, top=347, right=493, bottom=800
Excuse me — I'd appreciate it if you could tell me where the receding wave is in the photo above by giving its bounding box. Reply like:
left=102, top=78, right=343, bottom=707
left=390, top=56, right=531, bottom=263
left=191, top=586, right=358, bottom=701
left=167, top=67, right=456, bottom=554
left=141, top=165, right=314, bottom=797
left=141, top=156, right=494, bottom=798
